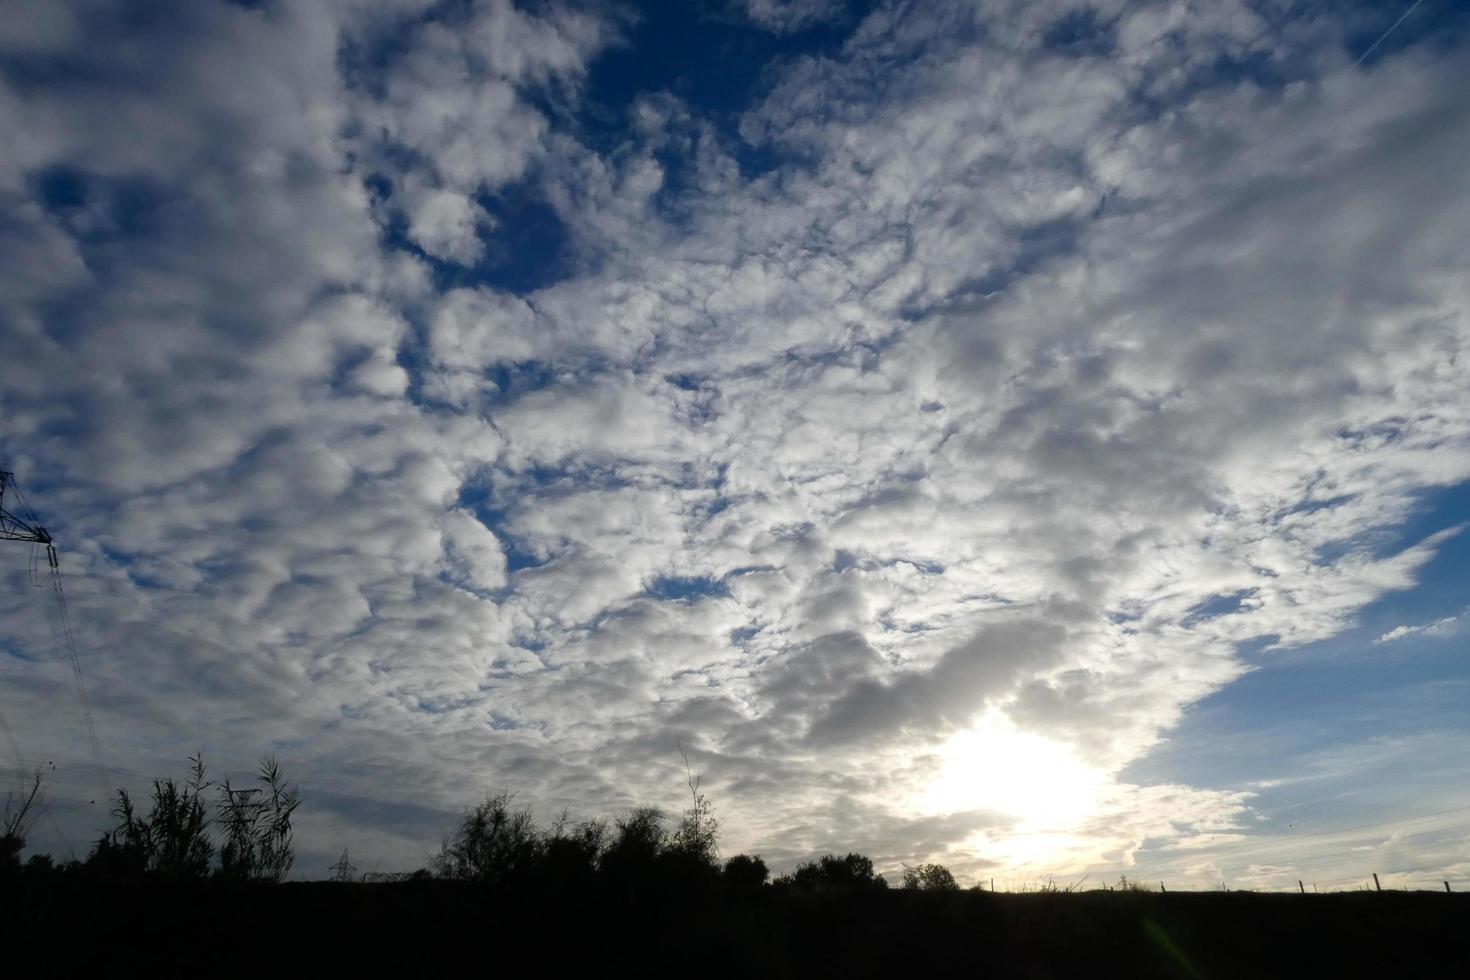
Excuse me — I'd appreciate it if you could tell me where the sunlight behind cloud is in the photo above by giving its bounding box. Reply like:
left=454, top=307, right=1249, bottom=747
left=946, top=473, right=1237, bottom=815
left=3, top=0, right=1469, bottom=882
left=921, top=714, right=1107, bottom=831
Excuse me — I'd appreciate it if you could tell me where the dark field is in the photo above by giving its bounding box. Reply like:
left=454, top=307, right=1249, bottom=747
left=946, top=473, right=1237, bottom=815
left=6, top=878, right=1465, bottom=978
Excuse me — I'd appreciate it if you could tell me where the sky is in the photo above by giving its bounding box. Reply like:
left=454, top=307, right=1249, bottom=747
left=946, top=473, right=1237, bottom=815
left=1, top=0, right=1468, bottom=890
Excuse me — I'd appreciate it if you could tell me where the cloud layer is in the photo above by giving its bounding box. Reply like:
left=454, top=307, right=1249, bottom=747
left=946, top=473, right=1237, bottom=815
left=2, top=0, right=1468, bottom=882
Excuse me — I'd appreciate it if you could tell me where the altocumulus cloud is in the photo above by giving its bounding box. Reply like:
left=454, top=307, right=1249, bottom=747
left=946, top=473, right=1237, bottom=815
left=1, top=0, right=1468, bottom=880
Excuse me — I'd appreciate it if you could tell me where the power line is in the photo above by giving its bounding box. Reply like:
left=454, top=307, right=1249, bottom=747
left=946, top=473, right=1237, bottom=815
left=0, top=467, right=43, bottom=767
left=0, top=464, right=112, bottom=798
left=0, top=700, right=21, bottom=765
left=36, top=576, right=276, bottom=668
left=48, top=558, right=111, bottom=794
left=1, top=755, right=154, bottom=782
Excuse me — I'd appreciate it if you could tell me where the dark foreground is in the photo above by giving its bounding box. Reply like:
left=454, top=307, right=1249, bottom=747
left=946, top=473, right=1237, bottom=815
left=6, top=878, right=1466, bottom=978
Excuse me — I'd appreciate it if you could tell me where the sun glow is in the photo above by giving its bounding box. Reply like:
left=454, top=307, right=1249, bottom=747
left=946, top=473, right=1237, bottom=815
left=920, top=715, right=1107, bottom=831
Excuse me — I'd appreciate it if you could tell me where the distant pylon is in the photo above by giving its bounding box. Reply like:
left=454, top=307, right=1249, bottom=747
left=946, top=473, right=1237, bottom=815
left=329, top=849, right=357, bottom=883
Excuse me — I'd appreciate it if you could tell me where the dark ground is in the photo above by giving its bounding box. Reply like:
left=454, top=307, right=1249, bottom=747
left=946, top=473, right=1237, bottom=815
left=5, top=878, right=1466, bottom=978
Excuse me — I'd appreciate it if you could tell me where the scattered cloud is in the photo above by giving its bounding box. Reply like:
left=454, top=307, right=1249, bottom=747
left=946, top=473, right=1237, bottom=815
left=736, top=0, right=847, bottom=35
left=1, top=0, right=1468, bottom=880
left=1377, top=616, right=1461, bottom=644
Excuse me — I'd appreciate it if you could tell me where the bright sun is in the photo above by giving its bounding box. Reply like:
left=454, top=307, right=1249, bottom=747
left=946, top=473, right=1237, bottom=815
left=920, top=714, right=1106, bottom=831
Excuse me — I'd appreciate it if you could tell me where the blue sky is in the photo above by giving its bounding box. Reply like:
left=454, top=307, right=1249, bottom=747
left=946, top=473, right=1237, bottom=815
left=1123, top=484, right=1470, bottom=889
left=1, top=0, right=1469, bottom=888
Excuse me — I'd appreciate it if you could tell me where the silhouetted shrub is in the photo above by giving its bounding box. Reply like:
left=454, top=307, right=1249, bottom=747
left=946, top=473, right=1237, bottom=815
left=84, top=829, right=148, bottom=878
left=723, top=853, right=769, bottom=891
left=600, top=806, right=666, bottom=878
left=902, top=862, right=959, bottom=891
left=435, top=792, right=544, bottom=885
left=82, top=753, right=299, bottom=880
left=542, top=811, right=606, bottom=884
left=667, top=747, right=719, bottom=869
left=98, top=753, right=213, bottom=879
left=24, top=852, right=55, bottom=874
left=217, top=756, right=301, bottom=881
left=2, top=769, right=44, bottom=875
left=776, top=852, right=889, bottom=892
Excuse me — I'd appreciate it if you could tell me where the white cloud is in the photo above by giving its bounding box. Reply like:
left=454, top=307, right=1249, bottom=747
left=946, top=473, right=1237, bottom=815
left=738, top=0, right=845, bottom=34
left=403, top=186, right=490, bottom=265
left=439, top=509, right=507, bottom=593
left=1376, top=616, right=1460, bottom=644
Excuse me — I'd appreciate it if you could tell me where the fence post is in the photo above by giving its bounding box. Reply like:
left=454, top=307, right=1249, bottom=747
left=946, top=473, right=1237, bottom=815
left=1160, top=882, right=1166, bottom=893
left=1373, top=873, right=1381, bottom=892
left=1298, top=880, right=1304, bottom=894
left=1446, top=881, right=1452, bottom=894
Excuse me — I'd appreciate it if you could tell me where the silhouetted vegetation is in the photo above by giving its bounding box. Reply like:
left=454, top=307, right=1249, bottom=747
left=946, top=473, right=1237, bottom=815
left=774, top=851, right=889, bottom=892
left=902, top=861, right=960, bottom=891
left=216, top=757, right=301, bottom=881
left=5, top=758, right=1467, bottom=978
left=722, top=853, right=769, bottom=892
left=101, top=753, right=213, bottom=878
left=1, top=768, right=44, bottom=874
left=12, top=753, right=300, bottom=881
left=668, top=744, right=719, bottom=866
left=433, top=763, right=726, bottom=894
left=435, top=791, right=544, bottom=884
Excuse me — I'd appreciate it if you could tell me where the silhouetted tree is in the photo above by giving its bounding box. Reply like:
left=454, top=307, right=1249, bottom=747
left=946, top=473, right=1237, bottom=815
left=2, top=768, right=45, bottom=873
left=901, top=862, right=959, bottom=891
left=777, top=852, right=888, bottom=892
left=85, top=827, right=148, bottom=878
left=543, top=810, right=606, bottom=884
left=723, top=853, right=769, bottom=891
left=24, top=852, right=55, bottom=874
left=435, top=792, right=544, bottom=885
left=668, top=743, right=719, bottom=869
left=600, top=806, right=666, bottom=878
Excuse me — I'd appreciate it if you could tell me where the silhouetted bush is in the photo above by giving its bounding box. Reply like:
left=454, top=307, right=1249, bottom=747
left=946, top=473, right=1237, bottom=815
left=776, top=852, right=889, bottom=892
left=668, top=746, right=719, bottom=869
left=23, top=852, right=54, bottom=874
left=723, top=853, right=769, bottom=891
left=2, top=769, right=44, bottom=875
left=435, top=792, right=544, bottom=885
left=83, top=830, right=148, bottom=878
left=7, top=755, right=1470, bottom=979
left=433, top=768, right=725, bottom=894
left=600, top=806, right=667, bottom=879
left=542, top=810, right=606, bottom=885
left=902, top=862, right=959, bottom=891
left=80, top=753, right=299, bottom=880
left=217, top=757, right=301, bottom=882
left=99, top=753, right=214, bottom=879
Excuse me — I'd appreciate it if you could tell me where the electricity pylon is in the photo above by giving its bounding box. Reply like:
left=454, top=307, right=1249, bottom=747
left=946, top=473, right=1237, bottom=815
left=330, top=849, right=357, bottom=883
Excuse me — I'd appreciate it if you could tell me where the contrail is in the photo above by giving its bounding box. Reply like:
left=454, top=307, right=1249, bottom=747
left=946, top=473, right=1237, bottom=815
left=1353, top=0, right=1426, bottom=68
